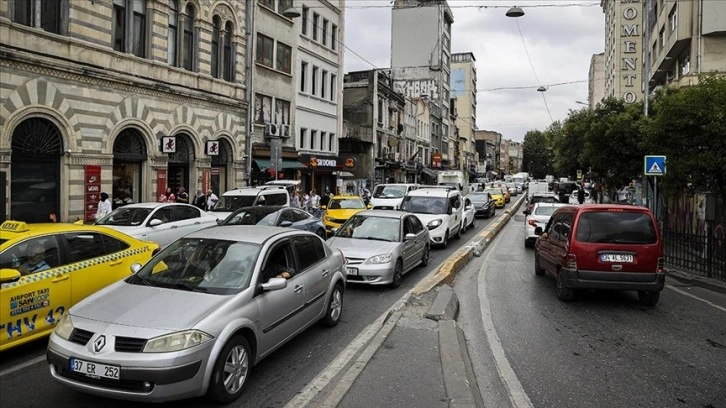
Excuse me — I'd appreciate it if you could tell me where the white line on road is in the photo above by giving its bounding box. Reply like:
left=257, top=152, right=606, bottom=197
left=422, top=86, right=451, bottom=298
left=666, top=284, right=726, bottom=313
left=0, top=355, right=46, bottom=378
left=478, top=237, right=535, bottom=408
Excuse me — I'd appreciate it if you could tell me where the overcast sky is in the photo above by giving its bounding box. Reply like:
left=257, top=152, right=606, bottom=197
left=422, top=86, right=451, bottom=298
left=343, top=0, right=605, bottom=142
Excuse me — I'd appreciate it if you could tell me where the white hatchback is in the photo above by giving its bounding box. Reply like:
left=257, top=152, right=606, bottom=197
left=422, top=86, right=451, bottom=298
left=95, top=202, right=218, bottom=247
left=522, top=202, right=569, bottom=248
left=400, top=187, right=463, bottom=248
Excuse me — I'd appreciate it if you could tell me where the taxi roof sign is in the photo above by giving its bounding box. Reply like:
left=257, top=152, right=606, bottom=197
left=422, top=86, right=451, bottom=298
left=1, top=221, right=30, bottom=233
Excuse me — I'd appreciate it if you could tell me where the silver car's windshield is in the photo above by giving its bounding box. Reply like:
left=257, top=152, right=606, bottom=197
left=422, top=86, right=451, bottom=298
left=336, top=215, right=400, bottom=242
left=223, top=207, right=279, bottom=226
left=468, top=193, right=489, bottom=204
left=372, top=185, right=407, bottom=199
left=129, top=238, right=260, bottom=294
left=96, top=207, right=152, bottom=226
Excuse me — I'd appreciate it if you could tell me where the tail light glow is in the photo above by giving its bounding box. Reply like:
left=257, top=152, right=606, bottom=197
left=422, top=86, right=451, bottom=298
left=657, top=256, right=664, bottom=273
left=527, top=219, right=538, bottom=227
left=566, top=253, right=577, bottom=269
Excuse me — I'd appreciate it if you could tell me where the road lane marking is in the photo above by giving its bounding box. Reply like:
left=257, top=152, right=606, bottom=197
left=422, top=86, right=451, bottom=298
left=478, top=236, right=534, bottom=408
left=0, top=355, right=46, bottom=378
left=666, top=284, right=726, bottom=313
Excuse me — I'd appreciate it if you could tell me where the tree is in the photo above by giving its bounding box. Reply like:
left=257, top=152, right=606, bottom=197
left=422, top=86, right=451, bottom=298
left=522, top=130, right=554, bottom=179
left=645, top=75, right=726, bottom=200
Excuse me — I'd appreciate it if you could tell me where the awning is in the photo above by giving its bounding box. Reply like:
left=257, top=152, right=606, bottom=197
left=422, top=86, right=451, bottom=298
left=254, top=159, right=307, bottom=170
left=333, top=171, right=355, bottom=178
left=421, top=168, right=437, bottom=178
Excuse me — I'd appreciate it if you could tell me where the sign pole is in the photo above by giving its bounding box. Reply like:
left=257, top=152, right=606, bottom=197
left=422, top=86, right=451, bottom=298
left=654, top=176, right=658, bottom=220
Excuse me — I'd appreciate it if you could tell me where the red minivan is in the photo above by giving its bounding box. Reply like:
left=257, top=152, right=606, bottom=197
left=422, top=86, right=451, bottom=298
left=533, top=205, right=665, bottom=306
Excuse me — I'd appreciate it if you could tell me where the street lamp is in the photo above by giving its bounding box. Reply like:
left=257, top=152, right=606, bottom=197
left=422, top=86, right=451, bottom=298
left=506, top=6, right=525, bottom=18
left=282, top=7, right=301, bottom=19
left=575, top=100, right=588, bottom=105
left=537, top=86, right=547, bottom=92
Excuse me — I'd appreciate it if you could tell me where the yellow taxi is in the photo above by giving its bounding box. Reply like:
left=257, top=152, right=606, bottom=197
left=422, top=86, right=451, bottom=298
left=491, top=182, right=511, bottom=203
left=484, top=188, right=506, bottom=208
left=0, top=221, right=158, bottom=351
left=322, top=195, right=369, bottom=234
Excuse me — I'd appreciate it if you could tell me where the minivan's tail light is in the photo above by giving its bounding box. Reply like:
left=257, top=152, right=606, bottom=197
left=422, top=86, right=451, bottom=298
left=566, top=253, right=577, bottom=270
left=657, top=256, right=664, bottom=273
left=527, top=219, right=538, bottom=227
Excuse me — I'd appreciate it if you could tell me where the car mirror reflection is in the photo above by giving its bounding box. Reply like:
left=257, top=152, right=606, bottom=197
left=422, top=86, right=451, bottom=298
left=261, top=277, right=288, bottom=291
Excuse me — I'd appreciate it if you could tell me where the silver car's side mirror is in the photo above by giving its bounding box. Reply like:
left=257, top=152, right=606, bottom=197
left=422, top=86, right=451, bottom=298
left=404, top=233, right=416, bottom=241
left=130, top=262, right=143, bottom=273
left=261, top=277, right=288, bottom=291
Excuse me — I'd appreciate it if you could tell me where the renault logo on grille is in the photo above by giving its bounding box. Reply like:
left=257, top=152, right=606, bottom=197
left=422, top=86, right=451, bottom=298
left=94, top=335, right=106, bottom=352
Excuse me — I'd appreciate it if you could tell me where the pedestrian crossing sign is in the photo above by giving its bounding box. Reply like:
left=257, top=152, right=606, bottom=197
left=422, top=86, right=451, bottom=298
left=644, top=155, right=666, bottom=176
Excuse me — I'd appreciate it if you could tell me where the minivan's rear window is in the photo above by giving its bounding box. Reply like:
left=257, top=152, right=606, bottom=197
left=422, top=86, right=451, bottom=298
left=575, top=211, right=657, bottom=244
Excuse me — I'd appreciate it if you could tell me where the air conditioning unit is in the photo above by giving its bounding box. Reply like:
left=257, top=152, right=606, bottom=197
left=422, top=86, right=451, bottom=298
left=265, top=123, right=281, bottom=137
left=278, top=124, right=290, bottom=138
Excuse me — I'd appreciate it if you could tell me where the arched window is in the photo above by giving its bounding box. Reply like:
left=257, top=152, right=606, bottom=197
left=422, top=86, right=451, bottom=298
left=182, top=4, right=196, bottom=71
left=167, top=0, right=178, bottom=65
left=223, top=21, right=233, bottom=81
left=211, top=16, right=221, bottom=78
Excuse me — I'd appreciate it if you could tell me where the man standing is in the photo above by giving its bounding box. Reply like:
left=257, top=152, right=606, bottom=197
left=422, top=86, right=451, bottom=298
left=320, top=189, right=331, bottom=208
left=96, top=192, right=112, bottom=220
left=176, top=187, right=189, bottom=203
left=206, top=189, right=219, bottom=210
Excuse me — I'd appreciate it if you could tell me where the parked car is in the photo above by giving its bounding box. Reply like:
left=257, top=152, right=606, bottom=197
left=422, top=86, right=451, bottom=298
left=95, top=202, right=218, bottom=248
left=461, top=196, right=476, bottom=233
left=533, top=205, right=664, bottom=305
left=0, top=220, right=158, bottom=351
left=523, top=202, right=569, bottom=248
left=47, top=226, right=346, bottom=403
left=369, top=183, right=419, bottom=210
left=322, top=195, right=369, bottom=235
left=400, top=187, right=462, bottom=248
left=208, top=186, right=291, bottom=221
left=468, top=191, right=496, bottom=218
left=328, top=211, right=430, bottom=288
left=218, top=206, right=326, bottom=239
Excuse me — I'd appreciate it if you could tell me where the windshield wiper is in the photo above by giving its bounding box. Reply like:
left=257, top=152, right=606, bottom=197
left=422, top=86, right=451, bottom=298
left=129, top=274, right=152, bottom=286
left=175, top=282, right=208, bottom=292
left=359, top=236, right=390, bottom=242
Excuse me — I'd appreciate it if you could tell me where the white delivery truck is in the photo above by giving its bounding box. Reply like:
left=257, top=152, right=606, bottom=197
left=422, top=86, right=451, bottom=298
left=437, top=170, right=469, bottom=195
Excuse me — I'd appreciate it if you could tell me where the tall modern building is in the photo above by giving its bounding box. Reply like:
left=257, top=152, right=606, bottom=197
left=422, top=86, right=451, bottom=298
left=390, top=0, right=454, bottom=168
left=602, top=0, right=644, bottom=104
left=588, top=53, right=606, bottom=108
left=644, top=0, right=726, bottom=90
left=451, top=52, right=477, bottom=172
left=1, top=0, right=248, bottom=223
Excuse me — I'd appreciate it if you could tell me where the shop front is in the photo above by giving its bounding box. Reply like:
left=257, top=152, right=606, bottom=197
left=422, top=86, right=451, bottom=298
left=298, top=153, right=339, bottom=195
left=251, top=144, right=304, bottom=186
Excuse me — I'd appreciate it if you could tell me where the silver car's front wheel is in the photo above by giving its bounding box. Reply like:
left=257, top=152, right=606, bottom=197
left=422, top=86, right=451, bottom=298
left=207, top=336, right=251, bottom=403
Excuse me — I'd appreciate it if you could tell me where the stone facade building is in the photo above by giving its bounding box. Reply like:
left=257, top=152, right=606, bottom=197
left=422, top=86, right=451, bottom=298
left=1, top=0, right=248, bottom=223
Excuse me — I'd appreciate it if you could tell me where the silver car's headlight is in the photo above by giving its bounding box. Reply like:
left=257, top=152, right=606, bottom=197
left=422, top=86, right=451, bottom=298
left=427, top=219, right=443, bottom=229
left=54, top=314, right=74, bottom=340
left=143, top=330, right=213, bottom=353
left=365, top=253, right=393, bottom=265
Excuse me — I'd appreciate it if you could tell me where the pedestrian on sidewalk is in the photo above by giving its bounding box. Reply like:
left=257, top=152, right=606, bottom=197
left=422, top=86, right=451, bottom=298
left=193, top=188, right=207, bottom=210
left=96, top=192, right=112, bottom=220
left=206, top=189, right=219, bottom=210
left=176, top=187, right=189, bottom=204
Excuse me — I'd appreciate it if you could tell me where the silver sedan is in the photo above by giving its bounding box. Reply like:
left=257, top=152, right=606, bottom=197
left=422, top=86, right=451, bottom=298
left=47, top=226, right=346, bottom=403
left=327, top=210, right=430, bottom=288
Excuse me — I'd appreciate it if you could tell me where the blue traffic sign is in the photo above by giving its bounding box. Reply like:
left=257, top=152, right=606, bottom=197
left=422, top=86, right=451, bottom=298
left=644, top=155, right=666, bottom=176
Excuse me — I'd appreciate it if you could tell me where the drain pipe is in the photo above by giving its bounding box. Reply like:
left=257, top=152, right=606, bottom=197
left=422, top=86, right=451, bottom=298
left=244, top=2, right=256, bottom=186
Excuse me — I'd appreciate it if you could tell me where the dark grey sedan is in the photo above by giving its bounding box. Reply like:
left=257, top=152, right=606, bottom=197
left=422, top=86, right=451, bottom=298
left=218, top=206, right=327, bottom=239
left=468, top=192, right=496, bottom=218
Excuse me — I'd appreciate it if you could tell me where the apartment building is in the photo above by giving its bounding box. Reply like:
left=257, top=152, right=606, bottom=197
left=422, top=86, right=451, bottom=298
left=451, top=52, right=477, bottom=172
left=644, top=0, right=726, bottom=89
left=588, top=52, right=606, bottom=108
left=1, top=0, right=247, bottom=223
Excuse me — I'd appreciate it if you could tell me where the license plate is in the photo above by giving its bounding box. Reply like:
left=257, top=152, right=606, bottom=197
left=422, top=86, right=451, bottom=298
left=600, top=254, right=634, bottom=263
left=346, top=267, right=358, bottom=276
left=70, top=357, right=120, bottom=380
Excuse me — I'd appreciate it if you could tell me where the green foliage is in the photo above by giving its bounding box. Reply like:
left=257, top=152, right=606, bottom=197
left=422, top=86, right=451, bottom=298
left=522, top=130, right=554, bottom=178
left=645, top=75, right=726, bottom=200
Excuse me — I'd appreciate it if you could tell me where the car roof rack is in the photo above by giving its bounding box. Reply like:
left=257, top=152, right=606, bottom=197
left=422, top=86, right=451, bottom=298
left=257, top=185, right=286, bottom=191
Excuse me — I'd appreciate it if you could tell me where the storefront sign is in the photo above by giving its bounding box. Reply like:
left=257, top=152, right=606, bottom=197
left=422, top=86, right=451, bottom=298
left=344, top=157, right=356, bottom=168
left=201, top=169, right=211, bottom=193
left=161, top=137, right=176, bottom=153
left=206, top=141, right=219, bottom=155
left=84, top=165, right=102, bottom=222
left=311, top=157, right=337, bottom=167
left=156, top=169, right=167, bottom=202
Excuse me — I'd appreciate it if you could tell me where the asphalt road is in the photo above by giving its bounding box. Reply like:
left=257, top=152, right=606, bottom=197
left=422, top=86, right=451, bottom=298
left=0, top=199, right=516, bottom=408
left=455, top=213, right=726, bottom=408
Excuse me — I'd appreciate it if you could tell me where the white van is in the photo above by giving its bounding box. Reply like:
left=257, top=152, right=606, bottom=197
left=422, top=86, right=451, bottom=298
left=400, top=187, right=463, bottom=248
left=370, top=183, right=419, bottom=210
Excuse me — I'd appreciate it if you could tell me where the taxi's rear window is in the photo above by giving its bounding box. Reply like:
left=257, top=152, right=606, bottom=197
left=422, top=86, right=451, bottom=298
left=576, top=211, right=657, bottom=244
